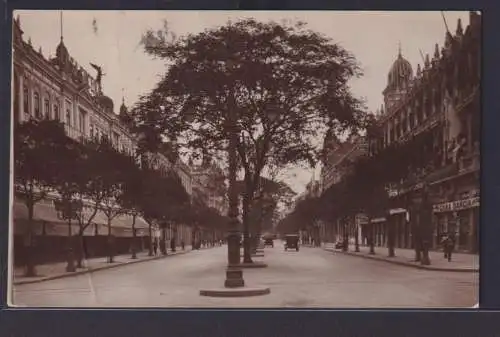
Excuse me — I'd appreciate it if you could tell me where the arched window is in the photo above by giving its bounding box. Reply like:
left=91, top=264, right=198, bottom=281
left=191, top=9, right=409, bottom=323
left=34, top=92, right=41, bottom=118
left=23, top=85, right=29, bottom=114
left=44, top=98, right=50, bottom=119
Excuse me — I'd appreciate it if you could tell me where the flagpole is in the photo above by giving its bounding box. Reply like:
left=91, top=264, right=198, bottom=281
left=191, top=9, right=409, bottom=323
left=60, top=10, right=63, bottom=41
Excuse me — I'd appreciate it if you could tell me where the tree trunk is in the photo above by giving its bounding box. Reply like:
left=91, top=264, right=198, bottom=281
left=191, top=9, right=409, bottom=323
left=107, top=219, right=114, bottom=263
left=369, top=220, right=375, bottom=254
left=388, top=216, right=395, bottom=257
left=354, top=221, right=360, bottom=252
left=148, top=222, right=153, bottom=256
left=66, top=218, right=76, bottom=272
left=76, top=227, right=85, bottom=268
left=171, top=224, right=177, bottom=252
left=342, top=219, right=348, bottom=252
left=242, top=189, right=253, bottom=264
left=24, top=199, right=36, bottom=277
left=131, top=214, right=137, bottom=259
left=420, top=205, right=432, bottom=265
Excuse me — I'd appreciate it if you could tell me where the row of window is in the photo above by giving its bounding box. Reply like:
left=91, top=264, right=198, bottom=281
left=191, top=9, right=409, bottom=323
left=21, top=83, right=135, bottom=156
left=23, top=85, right=61, bottom=121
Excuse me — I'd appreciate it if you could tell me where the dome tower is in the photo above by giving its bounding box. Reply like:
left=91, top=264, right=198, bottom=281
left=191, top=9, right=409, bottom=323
left=383, top=44, right=413, bottom=112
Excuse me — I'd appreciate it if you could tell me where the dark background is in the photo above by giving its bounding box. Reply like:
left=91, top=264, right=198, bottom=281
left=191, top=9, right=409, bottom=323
left=1, top=0, right=499, bottom=336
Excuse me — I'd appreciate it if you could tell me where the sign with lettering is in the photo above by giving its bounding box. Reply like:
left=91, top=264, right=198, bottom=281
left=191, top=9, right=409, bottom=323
left=432, top=197, right=480, bottom=213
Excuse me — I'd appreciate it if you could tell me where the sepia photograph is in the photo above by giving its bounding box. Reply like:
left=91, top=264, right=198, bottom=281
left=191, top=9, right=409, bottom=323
left=9, top=10, right=480, bottom=308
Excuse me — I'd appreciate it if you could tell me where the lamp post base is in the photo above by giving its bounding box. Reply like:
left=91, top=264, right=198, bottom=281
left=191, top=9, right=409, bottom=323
left=224, top=267, right=245, bottom=288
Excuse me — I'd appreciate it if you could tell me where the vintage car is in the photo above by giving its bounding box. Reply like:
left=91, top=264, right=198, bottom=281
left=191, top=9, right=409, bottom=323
left=264, top=238, right=274, bottom=248
left=284, top=234, right=300, bottom=251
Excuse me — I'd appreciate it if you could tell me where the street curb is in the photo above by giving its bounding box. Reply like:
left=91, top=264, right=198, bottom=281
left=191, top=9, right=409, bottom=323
left=200, top=286, right=271, bottom=297
left=13, top=250, right=192, bottom=286
left=324, top=248, right=478, bottom=273
left=229, top=262, right=268, bottom=269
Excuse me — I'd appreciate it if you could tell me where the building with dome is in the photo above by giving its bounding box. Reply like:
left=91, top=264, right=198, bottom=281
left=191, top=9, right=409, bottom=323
left=366, top=12, right=481, bottom=254
left=318, top=12, right=480, bottom=254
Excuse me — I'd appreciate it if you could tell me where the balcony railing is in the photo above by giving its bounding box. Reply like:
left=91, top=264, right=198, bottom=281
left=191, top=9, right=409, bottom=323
left=458, top=151, right=480, bottom=174
left=455, top=85, right=479, bottom=113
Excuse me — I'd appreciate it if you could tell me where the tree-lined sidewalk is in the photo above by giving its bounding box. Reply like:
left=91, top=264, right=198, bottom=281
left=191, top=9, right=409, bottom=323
left=13, top=245, right=219, bottom=285
left=322, top=243, right=479, bottom=272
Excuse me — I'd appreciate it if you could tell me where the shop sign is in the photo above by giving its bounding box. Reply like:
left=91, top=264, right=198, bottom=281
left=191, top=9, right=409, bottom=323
left=432, top=197, right=480, bottom=213
left=458, top=189, right=479, bottom=200
left=355, top=214, right=369, bottom=225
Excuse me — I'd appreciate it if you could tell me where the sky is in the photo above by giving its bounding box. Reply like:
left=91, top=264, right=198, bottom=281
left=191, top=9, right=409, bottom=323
left=14, top=10, right=470, bottom=194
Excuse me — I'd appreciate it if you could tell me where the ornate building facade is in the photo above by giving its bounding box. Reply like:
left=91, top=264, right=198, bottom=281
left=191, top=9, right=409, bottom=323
left=368, top=12, right=480, bottom=253
left=11, top=16, right=229, bottom=263
left=318, top=12, right=480, bottom=254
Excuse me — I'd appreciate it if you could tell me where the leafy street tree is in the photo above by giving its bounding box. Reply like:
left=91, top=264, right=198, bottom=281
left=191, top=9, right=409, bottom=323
left=134, top=18, right=366, bottom=263
left=51, top=136, right=86, bottom=271
left=117, top=152, right=143, bottom=259
left=89, top=137, right=132, bottom=263
left=14, top=118, right=73, bottom=276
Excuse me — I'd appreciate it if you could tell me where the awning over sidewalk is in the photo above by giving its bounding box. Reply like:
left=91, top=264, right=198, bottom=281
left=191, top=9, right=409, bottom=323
left=13, top=199, right=65, bottom=224
left=13, top=199, right=150, bottom=237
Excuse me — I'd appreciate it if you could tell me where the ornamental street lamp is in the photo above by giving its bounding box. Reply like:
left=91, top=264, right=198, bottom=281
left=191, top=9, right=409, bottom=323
left=224, top=59, right=244, bottom=288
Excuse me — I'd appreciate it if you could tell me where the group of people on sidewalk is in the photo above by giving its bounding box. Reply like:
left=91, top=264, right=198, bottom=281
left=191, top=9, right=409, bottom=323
left=151, top=239, right=225, bottom=256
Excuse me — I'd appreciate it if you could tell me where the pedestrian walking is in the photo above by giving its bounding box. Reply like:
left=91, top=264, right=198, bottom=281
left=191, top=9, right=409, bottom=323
left=442, top=234, right=455, bottom=262
left=153, top=240, right=158, bottom=256
left=170, top=238, right=175, bottom=252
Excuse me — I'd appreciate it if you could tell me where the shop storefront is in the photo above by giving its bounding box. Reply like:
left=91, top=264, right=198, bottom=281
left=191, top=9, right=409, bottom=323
left=432, top=194, right=479, bottom=253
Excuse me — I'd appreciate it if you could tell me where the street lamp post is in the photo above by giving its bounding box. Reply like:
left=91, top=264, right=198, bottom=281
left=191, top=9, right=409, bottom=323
left=224, top=89, right=245, bottom=288
left=224, top=58, right=245, bottom=287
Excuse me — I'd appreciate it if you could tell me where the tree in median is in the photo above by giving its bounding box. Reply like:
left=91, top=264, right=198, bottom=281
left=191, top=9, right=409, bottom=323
left=135, top=18, right=366, bottom=263
left=14, top=118, right=71, bottom=276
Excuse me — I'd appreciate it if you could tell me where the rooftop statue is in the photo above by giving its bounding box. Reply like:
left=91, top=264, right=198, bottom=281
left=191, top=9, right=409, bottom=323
left=89, top=62, right=105, bottom=94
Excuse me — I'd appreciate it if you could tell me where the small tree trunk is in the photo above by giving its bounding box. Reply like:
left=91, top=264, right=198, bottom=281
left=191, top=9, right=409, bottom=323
left=107, top=219, right=114, bottom=263
left=25, top=199, right=36, bottom=277
left=66, top=218, right=76, bottom=272
left=354, top=223, right=360, bottom=252
left=388, top=217, right=395, bottom=258
left=421, top=239, right=431, bottom=265
left=76, top=227, right=85, bottom=268
left=131, top=214, right=137, bottom=259
left=148, top=222, right=153, bottom=256
left=342, top=220, right=348, bottom=252
left=242, top=192, right=253, bottom=264
left=369, top=222, right=375, bottom=254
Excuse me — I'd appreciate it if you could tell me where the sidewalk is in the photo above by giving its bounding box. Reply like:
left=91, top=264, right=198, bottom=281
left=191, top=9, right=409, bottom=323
left=13, top=246, right=205, bottom=285
left=323, top=244, right=479, bottom=272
